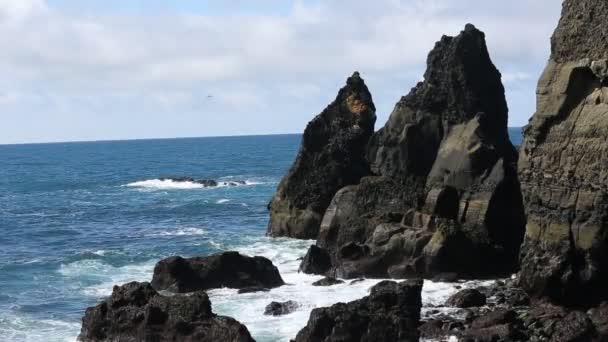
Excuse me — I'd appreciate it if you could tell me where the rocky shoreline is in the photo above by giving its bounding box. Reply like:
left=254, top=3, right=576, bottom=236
left=78, top=1, right=608, bottom=341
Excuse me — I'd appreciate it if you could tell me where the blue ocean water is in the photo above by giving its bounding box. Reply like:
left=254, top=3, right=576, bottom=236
left=0, top=130, right=523, bottom=342
left=0, top=135, right=305, bottom=341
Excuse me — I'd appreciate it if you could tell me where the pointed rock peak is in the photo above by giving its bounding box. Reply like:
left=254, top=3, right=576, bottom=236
left=464, top=23, right=478, bottom=33
left=347, top=71, right=362, bottom=84
left=551, top=0, right=608, bottom=62
left=408, top=24, right=507, bottom=134
left=336, top=71, right=376, bottom=114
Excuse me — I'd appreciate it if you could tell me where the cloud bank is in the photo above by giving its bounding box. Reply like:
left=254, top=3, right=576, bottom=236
left=0, top=0, right=562, bottom=144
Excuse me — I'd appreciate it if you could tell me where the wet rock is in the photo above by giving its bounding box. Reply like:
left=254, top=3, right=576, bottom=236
left=263, top=301, right=300, bottom=316
left=293, top=280, right=422, bottom=342
left=471, top=309, right=517, bottom=329
left=447, top=289, right=487, bottom=308
left=298, top=245, right=331, bottom=275
left=550, top=311, right=596, bottom=342
left=237, top=287, right=270, bottom=294
left=518, top=0, right=608, bottom=306
left=151, top=251, right=284, bottom=293
left=432, top=272, right=460, bottom=283
left=159, top=177, right=219, bottom=187
left=589, top=302, right=608, bottom=338
left=267, top=72, right=376, bottom=239
left=312, top=277, right=344, bottom=286
left=349, top=278, right=365, bottom=285
left=78, top=282, right=254, bottom=342
left=314, top=24, right=525, bottom=279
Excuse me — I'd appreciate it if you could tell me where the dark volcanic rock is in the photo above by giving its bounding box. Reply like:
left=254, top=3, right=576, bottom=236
left=447, top=289, right=487, bottom=308
left=263, top=301, right=299, bottom=316
left=237, top=287, right=270, bottom=294
left=151, top=252, right=284, bottom=293
left=518, top=0, right=608, bottom=306
left=312, top=277, right=344, bottom=286
left=78, top=282, right=254, bottom=342
left=314, top=24, right=525, bottom=279
left=267, top=72, right=377, bottom=239
left=293, top=279, right=422, bottom=342
left=159, top=177, right=219, bottom=187
left=299, top=245, right=331, bottom=275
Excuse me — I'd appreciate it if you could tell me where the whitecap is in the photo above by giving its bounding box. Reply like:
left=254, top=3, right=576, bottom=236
left=125, top=179, right=204, bottom=190
left=216, top=199, right=230, bottom=204
left=147, top=227, right=207, bottom=237
left=124, top=178, right=265, bottom=190
left=58, top=259, right=154, bottom=297
left=207, top=237, right=491, bottom=342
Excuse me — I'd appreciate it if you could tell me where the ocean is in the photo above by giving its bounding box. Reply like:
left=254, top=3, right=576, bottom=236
left=0, top=130, right=523, bottom=341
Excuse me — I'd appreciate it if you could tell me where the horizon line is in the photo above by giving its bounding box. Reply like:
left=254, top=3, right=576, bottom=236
left=0, top=126, right=525, bottom=147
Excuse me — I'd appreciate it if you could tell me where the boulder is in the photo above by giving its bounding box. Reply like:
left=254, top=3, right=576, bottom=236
left=293, top=279, right=422, bottom=342
left=312, top=277, right=344, bottom=286
left=267, top=72, right=376, bottom=239
left=151, top=252, right=284, bottom=293
left=446, top=289, right=487, bottom=308
left=312, top=24, right=525, bottom=279
left=237, top=287, right=270, bottom=294
left=263, top=301, right=300, bottom=316
left=518, top=0, right=608, bottom=306
left=299, top=245, right=331, bottom=275
left=78, top=282, right=254, bottom=342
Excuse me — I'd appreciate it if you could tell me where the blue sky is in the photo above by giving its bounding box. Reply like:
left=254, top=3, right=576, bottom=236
left=0, top=0, right=562, bottom=144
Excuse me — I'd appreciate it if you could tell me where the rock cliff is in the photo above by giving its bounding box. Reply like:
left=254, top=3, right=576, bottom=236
left=518, top=0, right=608, bottom=306
left=306, top=24, right=525, bottom=279
left=267, top=72, right=376, bottom=239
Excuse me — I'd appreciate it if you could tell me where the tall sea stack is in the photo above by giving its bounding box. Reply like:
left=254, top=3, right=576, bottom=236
left=518, top=0, right=608, bottom=306
left=267, top=72, right=376, bottom=239
left=303, top=24, right=525, bottom=279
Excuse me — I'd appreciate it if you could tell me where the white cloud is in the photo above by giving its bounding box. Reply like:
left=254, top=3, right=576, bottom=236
left=0, top=0, right=562, bottom=144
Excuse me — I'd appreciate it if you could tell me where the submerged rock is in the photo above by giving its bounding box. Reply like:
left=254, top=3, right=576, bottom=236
left=267, top=72, right=376, bottom=239
left=446, top=289, right=487, bottom=308
left=311, top=277, right=344, bottom=286
left=151, top=251, right=284, bottom=293
left=518, top=0, right=608, bottom=306
left=263, top=301, right=300, bottom=316
left=78, top=282, right=254, bottom=342
left=293, top=279, right=422, bottom=342
left=309, top=24, right=525, bottom=279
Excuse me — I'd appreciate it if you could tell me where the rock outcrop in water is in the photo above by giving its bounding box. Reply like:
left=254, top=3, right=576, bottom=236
left=304, top=24, right=525, bottom=279
left=78, top=282, right=254, bottom=342
left=159, top=177, right=246, bottom=187
left=518, top=0, right=608, bottom=307
left=151, top=252, right=284, bottom=293
left=267, top=72, right=376, bottom=239
left=293, top=279, right=422, bottom=342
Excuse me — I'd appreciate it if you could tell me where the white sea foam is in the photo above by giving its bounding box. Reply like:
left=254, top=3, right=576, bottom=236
left=124, top=178, right=264, bottom=190
left=207, top=237, right=486, bottom=342
left=0, top=312, right=80, bottom=342
left=56, top=237, right=490, bottom=342
left=58, top=259, right=153, bottom=297
left=125, top=179, right=205, bottom=190
left=216, top=199, right=231, bottom=204
left=147, top=227, right=207, bottom=237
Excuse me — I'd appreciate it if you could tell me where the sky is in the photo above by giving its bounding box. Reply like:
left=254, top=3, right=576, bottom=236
left=0, top=0, right=563, bottom=144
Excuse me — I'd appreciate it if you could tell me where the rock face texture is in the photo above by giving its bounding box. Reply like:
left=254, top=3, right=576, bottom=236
left=267, top=72, right=377, bottom=239
left=293, top=280, right=422, bottom=342
left=518, top=0, right=608, bottom=306
left=306, top=24, right=525, bottom=279
left=78, top=282, right=254, bottom=342
left=151, top=252, right=284, bottom=293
